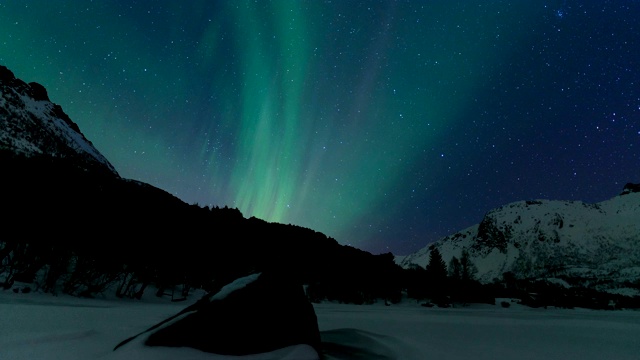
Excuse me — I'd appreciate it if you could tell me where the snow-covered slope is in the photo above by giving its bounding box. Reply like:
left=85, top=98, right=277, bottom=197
left=0, top=65, right=117, bottom=175
left=400, top=184, right=640, bottom=293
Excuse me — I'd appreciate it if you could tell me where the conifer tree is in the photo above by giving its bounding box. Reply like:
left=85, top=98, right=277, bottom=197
left=460, top=249, right=477, bottom=283
left=448, top=256, right=461, bottom=280
left=426, top=247, right=447, bottom=281
left=426, top=247, right=448, bottom=297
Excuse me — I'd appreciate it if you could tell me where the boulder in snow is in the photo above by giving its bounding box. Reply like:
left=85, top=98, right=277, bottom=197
left=117, top=271, right=321, bottom=357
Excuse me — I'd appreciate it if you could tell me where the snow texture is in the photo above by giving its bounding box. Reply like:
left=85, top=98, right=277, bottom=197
left=401, top=191, right=640, bottom=293
left=1, top=82, right=117, bottom=175
left=210, top=273, right=261, bottom=302
left=1, top=291, right=639, bottom=360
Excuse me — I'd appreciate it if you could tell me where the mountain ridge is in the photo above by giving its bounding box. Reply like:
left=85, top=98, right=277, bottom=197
left=0, top=64, right=402, bottom=303
left=0, top=65, right=117, bottom=176
left=400, top=186, right=640, bottom=295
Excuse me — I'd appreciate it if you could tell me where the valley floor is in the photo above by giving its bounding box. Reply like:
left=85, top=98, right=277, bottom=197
left=0, top=291, right=638, bottom=359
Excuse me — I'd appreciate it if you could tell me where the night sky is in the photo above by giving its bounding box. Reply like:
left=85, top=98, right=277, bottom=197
left=1, top=1, right=638, bottom=255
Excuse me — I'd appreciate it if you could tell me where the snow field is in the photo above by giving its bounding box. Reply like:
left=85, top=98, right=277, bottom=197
left=1, top=292, right=639, bottom=359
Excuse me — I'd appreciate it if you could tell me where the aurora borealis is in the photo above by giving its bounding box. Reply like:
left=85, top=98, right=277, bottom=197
left=1, top=1, right=638, bottom=255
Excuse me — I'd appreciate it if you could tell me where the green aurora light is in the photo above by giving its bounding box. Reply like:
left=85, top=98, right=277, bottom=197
left=2, top=1, right=638, bottom=254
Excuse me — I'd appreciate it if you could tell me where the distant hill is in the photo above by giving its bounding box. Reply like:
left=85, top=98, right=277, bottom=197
left=400, top=184, right=640, bottom=296
left=0, top=64, right=401, bottom=303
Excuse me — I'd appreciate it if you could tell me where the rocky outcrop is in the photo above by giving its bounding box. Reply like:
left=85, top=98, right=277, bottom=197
left=0, top=64, right=117, bottom=175
left=117, top=271, right=321, bottom=356
left=0, top=66, right=50, bottom=102
left=621, top=183, right=640, bottom=195
left=474, top=213, right=511, bottom=254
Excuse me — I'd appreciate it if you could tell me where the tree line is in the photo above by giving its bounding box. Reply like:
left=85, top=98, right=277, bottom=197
left=2, top=151, right=638, bottom=309
left=400, top=245, right=640, bottom=310
left=403, top=246, right=493, bottom=307
left=0, top=150, right=402, bottom=303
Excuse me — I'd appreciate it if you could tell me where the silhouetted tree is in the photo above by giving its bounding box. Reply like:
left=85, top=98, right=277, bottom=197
left=448, top=256, right=461, bottom=280
left=460, top=249, right=477, bottom=283
left=404, top=265, right=428, bottom=301
left=426, top=247, right=447, bottom=280
left=425, top=247, right=448, bottom=303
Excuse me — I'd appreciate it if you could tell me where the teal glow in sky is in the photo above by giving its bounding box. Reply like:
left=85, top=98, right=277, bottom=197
left=1, top=1, right=638, bottom=254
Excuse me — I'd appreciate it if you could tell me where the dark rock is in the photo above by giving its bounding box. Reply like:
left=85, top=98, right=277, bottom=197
left=50, top=104, right=82, bottom=134
left=0, top=65, right=16, bottom=82
left=143, top=271, right=321, bottom=356
left=28, top=82, right=50, bottom=101
left=621, top=183, right=640, bottom=195
left=0, top=65, right=29, bottom=95
left=474, top=214, right=509, bottom=253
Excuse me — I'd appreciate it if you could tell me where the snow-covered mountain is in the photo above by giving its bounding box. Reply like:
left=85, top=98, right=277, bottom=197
left=400, top=184, right=640, bottom=294
left=0, top=65, right=117, bottom=175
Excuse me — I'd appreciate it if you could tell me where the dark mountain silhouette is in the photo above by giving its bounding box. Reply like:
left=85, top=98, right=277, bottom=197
left=0, top=64, right=401, bottom=302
